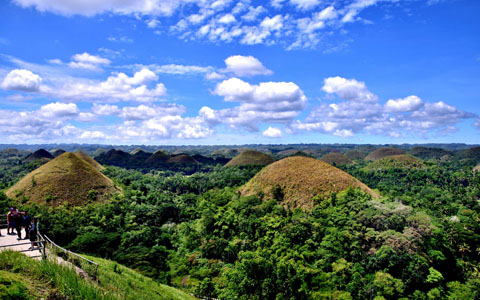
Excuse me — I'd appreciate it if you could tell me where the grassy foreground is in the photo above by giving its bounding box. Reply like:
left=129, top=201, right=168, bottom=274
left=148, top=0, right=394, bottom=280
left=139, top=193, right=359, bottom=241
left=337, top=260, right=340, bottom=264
left=0, top=250, right=196, bottom=300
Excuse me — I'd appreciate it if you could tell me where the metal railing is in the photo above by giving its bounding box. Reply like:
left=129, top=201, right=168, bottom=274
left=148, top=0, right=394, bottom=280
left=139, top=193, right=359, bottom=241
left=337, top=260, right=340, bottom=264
left=41, top=233, right=99, bottom=279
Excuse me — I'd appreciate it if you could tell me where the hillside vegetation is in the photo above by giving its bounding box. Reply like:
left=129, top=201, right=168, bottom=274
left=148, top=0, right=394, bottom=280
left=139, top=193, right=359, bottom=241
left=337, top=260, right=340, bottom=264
left=408, top=146, right=452, bottom=160
left=320, top=152, right=353, bottom=165
left=23, top=149, right=53, bottom=163
left=344, top=149, right=366, bottom=160
left=365, top=147, right=406, bottom=161
left=6, top=152, right=119, bottom=205
left=364, top=154, right=426, bottom=171
left=225, top=150, right=274, bottom=166
left=241, top=156, right=377, bottom=210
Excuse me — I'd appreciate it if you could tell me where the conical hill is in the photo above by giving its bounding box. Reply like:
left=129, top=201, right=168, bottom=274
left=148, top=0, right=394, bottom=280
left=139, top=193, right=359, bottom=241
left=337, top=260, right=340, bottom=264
left=320, top=152, right=353, bottom=166
left=365, top=155, right=425, bottom=171
left=167, top=154, right=199, bottom=164
left=241, top=156, right=378, bottom=210
left=24, top=149, right=53, bottom=163
left=225, top=150, right=274, bottom=167
left=365, top=147, right=405, bottom=161
left=74, top=151, right=104, bottom=171
left=6, top=152, right=119, bottom=206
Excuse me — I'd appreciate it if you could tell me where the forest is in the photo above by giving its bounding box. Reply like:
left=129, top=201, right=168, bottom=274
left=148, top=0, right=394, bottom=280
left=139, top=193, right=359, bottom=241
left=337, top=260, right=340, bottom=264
left=1, top=144, right=480, bottom=300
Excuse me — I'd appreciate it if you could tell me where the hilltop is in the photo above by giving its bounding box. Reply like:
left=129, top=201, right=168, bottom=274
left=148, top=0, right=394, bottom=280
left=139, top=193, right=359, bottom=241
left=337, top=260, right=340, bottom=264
left=145, top=150, right=171, bottom=166
left=365, top=154, right=426, bottom=171
left=167, top=154, right=199, bottom=164
left=408, top=146, right=452, bottom=160
left=23, top=149, right=53, bottom=163
left=225, top=150, right=274, bottom=167
left=344, top=149, right=366, bottom=160
left=241, top=156, right=377, bottom=210
left=457, top=146, right=480, bottom=163
left=96, top=149, right=132, bottom=168
left=320, top=152, right=353, bottom=165
left=365, top=147, right=406, bottom=161
left=6, top=152, right=119, bottom=205
left=52, top=149, right=66, bottom=157
left=74, top=151, right=104, bottom=171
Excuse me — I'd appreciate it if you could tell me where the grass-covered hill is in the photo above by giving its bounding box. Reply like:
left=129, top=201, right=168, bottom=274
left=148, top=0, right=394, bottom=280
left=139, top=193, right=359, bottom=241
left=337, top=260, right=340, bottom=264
left=144, top=150, right=171, bottom=166
left=344, top=149, right=366, bottom=160
left=0, top=250, right=196, bottom=300
left=6, top=152, right=119, bottom=205
left=320, top=152, right=353, bottom=166
left=457, top=146, right=480, bottom=164
left=365, top=147, right=406, bottom=161
left=408, top=146, right=452, bottom=160
left=241, top=156, right=377, bottom=210
left=225, top=150, right=274, bottom=167
left=167, top=154, right=199, bottom=164
left=96, top=149, right=132, bottom=168
left=52, top=149, right=66, bottom=157
left=364, top=154, right=426, bottom=171
left=74, top=151, right=104, bottom=171
left=23, top=149, right=53, bottom=163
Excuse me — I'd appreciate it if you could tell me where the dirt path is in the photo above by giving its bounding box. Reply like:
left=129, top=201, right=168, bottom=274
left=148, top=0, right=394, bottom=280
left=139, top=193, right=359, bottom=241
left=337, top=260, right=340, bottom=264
left=0, top=228, right=43, bottom=259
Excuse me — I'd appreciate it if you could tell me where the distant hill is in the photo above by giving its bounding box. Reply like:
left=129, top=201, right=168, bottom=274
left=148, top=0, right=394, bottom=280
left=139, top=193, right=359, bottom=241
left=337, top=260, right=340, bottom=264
left=408, top=146, right=452, bottom=160
left=52, top=149, right=66, bottom=157
left=320, top=152, right=353, bottom=166
left=74, top=151, right=104, bottom=171
left=457, top=146, right=480, bottom=163
left=23, top=149, right=53, bottom=163
left=167, top=154, right=199, bottom=164
left=0, top=148, right=21, bottom=157
left=145, top=150, right=171, bottom=167
left=344, top=149, right=366, bottom=160
left=96, top=149, right=132, bottom=168
left=365, top=147, right=406, bottom=161
left=365, top=155, right=426, bottom=171
left=93, top=148, right=107, bottom=157
left=241, top=156, right=377, bottom=210
left=225, top=150, right=274, bottom=167
left=7, top=152, right=119, bottom=205
left=129, top=150, right=152, bottom=168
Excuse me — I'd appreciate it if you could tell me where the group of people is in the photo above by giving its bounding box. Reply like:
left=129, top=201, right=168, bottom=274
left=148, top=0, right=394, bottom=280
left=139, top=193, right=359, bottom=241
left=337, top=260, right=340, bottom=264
left=2, top=206, right=38, bottom=250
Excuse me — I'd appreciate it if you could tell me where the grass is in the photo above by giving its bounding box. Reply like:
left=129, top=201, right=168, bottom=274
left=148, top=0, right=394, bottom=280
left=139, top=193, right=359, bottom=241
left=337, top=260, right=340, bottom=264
left=319, top=152, right=353, bottom=165
left=6, top=152, right=120, bottom=206
left=365, top=147, right=406, bottom=161
left=0, top=250, right=196, bottom=300
left=225, top=150, right=274, bottom=166
left=344, top=149, right=366, bottom=160
left=74, top=151, right=105, bottom=170
left=241, top=156, right=378, bottom=210
left=364, top=154, right=426, bottom=171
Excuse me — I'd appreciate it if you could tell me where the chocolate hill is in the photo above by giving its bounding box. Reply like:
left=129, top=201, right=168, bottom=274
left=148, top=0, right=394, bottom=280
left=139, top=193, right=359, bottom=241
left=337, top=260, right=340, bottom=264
left=74, top=151, right=104, bottom=171
left=320, top=152, right=353, bottom=166
left=6, top=152, right=119, bottom=206
left=167, top=154, right=199, bottom=164
left=408, top=147, right=452, bottom=160
left=344, top=149, right=366, bottom=160
left=457, top=146, right=480, bottom=163
left=365, top=155, right=426, bottom=171
left=365, top=147, right=406, bottom=161
left=225, top=150, right=274, bottom=167
left=241, top=156, right=378, bottom=210
left=23, top=149, right=53, bottom=163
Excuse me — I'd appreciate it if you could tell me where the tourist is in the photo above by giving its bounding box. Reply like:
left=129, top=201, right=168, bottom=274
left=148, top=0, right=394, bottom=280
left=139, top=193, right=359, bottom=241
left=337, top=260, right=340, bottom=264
left=14, top=209, right=23, bottom=240
left=7, top=208, right=14, bottom=235
left=29, top=218, right=38, bottom=250
left=23, top=211, right=32, bottom=240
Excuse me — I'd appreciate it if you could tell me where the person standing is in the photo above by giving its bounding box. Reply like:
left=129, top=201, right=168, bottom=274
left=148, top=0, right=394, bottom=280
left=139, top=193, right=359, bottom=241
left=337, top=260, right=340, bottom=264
left=14, top=210, right=23, bottom=240
left=29, top=218, right=38, bottom=250
left=7, top=208, right=14, bottom=235
left=23, top=211, right=32, bottom=240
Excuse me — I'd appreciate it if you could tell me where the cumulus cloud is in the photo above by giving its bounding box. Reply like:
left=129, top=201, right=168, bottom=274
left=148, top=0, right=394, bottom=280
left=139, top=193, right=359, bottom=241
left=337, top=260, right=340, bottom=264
left=68, top=52, right=110, bottom=71
left=293, top=76, right=477, bottom=138
left=39, top=102, right=79, bottom=118
left=92, top=104, right=121, bottom=115
left=263, top=126, right=283, bottom=138
left=1, top=69, right=42, bottom=92
left=149, top=64, right=212, bottom=75
left=79, top=130, right=106, bottom=139
left=120, top=104, right=186, bottom=120
left=224, top=55, right=273, bottom=77
left=290, top=0, right=320, bottom=11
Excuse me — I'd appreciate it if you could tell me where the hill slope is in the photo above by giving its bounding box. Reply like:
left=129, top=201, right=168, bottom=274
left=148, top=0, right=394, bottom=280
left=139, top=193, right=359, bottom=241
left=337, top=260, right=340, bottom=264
left=320, top=152, right=353, bottom=165
left=408, top=146, right=452, bottom=160
left=23, top=149, right=53, bottom=163
left=6, top=152, right=119, bottom=205
left=365, top=147, right=405, bottom=161
left=167, top=154, right=199, bottom=164
left=241, top=156, right=377, bottom=210
left=74, top=151, right=105, bottom=170
left=344, top=149, right=366, bottom=160
left=457, top=146, right=480, bottom=163
left=225, top=150, right=274, bottom=167
left=365, top=154, right=426, bottom=170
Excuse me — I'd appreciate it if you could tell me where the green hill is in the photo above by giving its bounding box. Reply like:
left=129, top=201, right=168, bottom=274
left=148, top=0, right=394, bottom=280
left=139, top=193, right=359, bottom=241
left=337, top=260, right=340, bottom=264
left=96, top=149, right=132, bottom=168
left=6, top=152, right=119, bottom=205
left=241, top=156, right=377, bottom=210
left=344, top=149, right=366, bottom=160
left=167, top=154, right=199, bottom=164
left=365, top=154, right=426, bottom=171
left=23, top=149, right=53, bottom=163
left=74, top=151, right=104, bottom=171
left=319, top=152, right=353, bottom=165
left=145, top=150, right=171, bottom=166
left=408, top=146, right=452, bottom=160
left=365, top=147, right=405, bottom=161
left=225, top=150, right=274, bottom=167
left=0, top=250, right=195, bottom=300
left=457, top=146, right=480, bottom=163
left=52, top=149, right=66, bottom=157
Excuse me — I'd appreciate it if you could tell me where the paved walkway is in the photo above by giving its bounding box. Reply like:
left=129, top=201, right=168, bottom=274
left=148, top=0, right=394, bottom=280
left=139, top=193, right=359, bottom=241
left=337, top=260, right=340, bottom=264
left=0, top=228, right=43, bottom=259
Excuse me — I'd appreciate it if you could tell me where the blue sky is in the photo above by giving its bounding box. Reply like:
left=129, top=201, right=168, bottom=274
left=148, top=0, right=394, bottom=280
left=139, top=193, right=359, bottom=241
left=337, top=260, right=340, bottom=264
left=0, top=0, right=479, bottom=145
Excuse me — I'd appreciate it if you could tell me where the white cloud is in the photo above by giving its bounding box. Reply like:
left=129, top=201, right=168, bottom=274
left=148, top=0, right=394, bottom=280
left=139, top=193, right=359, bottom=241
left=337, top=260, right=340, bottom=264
left=241, top=5, right=266, bottom=22
left=79, top=130, right=106, bottom=139
left=385, top=95, right=423, bottom=113
left=322, top=76, right=378, bottom=102
left=68, top=53, right=110, bottom=71
left=76, top=112, right=97, bottom=122
left=218, top=13, right=236, bottom=24
left=205, top=71, right=226, bottom=80
left=263, top=126, right=283, bottom=137
left=1, top=69, right=42, bottom=92
left=290, top=0, right=320, bottom=10
left=120, top=104, right=186, bottom=120
left=39, top=102, right=79, bottom=118
left=149, top=64, right=212, bottom=75
left=107, top=36, right=133, bottom=43
left=92, top=104, right=121, bottom=115
left=224, top=55, right=273, bottom=77
left=260, top=15, right=284, bottom=31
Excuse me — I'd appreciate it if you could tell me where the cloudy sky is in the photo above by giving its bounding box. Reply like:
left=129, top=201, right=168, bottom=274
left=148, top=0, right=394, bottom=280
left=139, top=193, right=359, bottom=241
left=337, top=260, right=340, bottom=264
left=0, top=0, right=479, bottom=145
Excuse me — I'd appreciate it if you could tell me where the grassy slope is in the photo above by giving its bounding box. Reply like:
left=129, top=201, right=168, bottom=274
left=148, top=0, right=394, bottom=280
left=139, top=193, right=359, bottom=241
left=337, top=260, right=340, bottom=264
left=0, top=250, right=196, bottom=300
left=344, top=149, right=366, bottom=160
left=74, top=151, right=105, bottom=171
left=319, top=152, right=353, bottom=165
left=365, top=147, right=406, bottom=161
left=241, top=156, right=378, bottom=210
left=225, top=150, right=274, bottom=167
left=6, top=152, right=119, bottom=205
left=364, top=154, right=426, bottom=171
